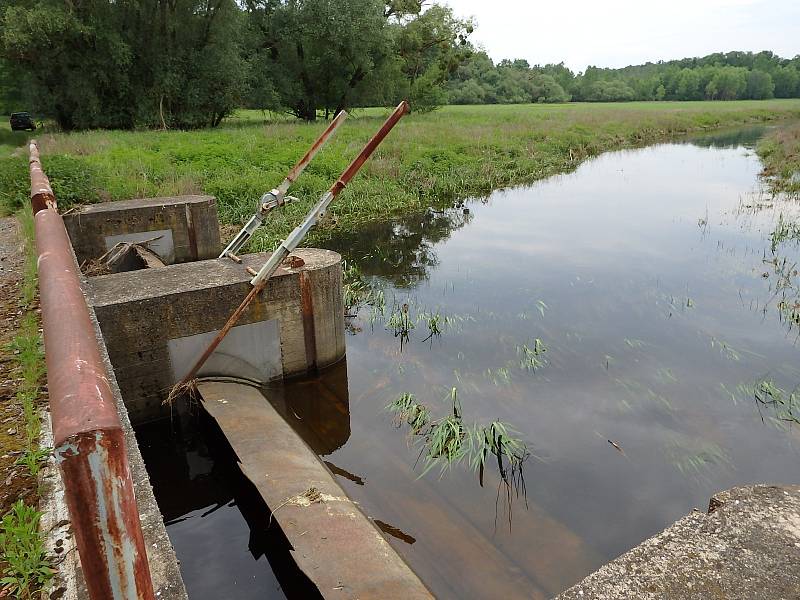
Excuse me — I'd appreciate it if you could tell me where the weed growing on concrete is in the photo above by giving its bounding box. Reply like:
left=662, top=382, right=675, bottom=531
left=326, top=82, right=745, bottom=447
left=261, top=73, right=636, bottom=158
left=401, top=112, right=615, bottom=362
left=8, top=314, right=48, bottom=476
left=16, top=208, right=37, bottom=308
left=0, top=502, right=53, bottom=599
left=0, top=204, right=53, bottom=599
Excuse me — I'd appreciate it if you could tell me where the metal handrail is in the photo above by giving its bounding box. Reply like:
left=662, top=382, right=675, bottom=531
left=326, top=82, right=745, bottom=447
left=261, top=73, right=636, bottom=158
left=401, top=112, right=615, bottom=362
left=29, top=141, right=155, bottom=600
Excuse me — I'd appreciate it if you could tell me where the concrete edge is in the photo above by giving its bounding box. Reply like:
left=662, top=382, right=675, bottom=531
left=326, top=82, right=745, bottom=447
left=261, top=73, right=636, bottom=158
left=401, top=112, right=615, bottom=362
left=37, top=249, right=188, bottom=599
left=555, top=483, right=800, bottom=600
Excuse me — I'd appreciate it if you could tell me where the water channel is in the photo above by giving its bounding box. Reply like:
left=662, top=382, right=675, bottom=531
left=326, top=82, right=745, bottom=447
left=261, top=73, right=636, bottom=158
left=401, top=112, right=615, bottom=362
left=137, top=125, right=800, bottom=599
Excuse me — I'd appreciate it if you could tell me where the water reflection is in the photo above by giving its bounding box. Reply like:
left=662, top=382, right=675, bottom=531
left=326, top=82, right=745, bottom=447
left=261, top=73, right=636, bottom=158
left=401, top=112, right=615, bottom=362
left=136, top=418, right=322, bottom=600
left=316, top=125, right=800, bottom=598
left=327, top=206, right=474, bottom=287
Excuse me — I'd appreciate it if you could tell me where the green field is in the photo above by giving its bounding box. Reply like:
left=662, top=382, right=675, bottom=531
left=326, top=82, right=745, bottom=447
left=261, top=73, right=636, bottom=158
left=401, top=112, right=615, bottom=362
left=3, top=100, right=800, bottom=249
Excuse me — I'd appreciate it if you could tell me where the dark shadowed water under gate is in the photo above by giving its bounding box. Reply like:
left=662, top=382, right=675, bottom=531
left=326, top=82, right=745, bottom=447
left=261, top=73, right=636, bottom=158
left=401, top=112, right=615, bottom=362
left=137, top=125, right=800, bottom=599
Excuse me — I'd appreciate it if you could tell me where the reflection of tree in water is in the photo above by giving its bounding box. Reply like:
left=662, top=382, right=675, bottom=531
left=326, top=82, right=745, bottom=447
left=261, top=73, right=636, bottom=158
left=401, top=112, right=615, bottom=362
left=684, top=126, right=767, bottom=150
left=324, top=206, right=474, bottom=288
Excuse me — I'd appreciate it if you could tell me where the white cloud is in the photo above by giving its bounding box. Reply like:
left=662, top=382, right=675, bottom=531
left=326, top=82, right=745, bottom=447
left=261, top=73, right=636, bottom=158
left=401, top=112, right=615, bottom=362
left=443, top=0, right=800, bottom=72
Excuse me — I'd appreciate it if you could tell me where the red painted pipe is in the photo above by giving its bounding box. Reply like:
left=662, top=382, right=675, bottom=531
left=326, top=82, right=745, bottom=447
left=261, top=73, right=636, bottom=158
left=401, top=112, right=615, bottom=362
left=31, top=143, right=155, bottom=600
left=29, top=141, right=55, bottom=213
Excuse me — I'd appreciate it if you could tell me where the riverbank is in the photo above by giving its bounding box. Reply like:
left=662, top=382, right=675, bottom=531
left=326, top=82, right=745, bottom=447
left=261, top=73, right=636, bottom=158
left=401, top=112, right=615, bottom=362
left=556, top=485, right=800, bottom=600
left=757, top=122, right=800, bottom=197
left=1, top=100, right=800, bottom=250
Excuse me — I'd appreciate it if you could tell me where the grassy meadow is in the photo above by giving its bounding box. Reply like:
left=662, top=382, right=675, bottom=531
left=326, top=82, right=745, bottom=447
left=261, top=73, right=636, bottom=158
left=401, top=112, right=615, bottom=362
left=2, top=100, right=800, bottom=249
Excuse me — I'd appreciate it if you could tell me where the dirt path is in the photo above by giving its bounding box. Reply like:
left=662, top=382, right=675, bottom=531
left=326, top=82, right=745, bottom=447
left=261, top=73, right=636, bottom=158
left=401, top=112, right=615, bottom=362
left=0, top=216, right=38, bottom=515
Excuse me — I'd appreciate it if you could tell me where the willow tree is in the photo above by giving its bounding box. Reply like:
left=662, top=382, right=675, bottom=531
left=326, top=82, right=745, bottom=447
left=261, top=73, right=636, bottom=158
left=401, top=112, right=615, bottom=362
left=1, top=0, right=247, bottom=129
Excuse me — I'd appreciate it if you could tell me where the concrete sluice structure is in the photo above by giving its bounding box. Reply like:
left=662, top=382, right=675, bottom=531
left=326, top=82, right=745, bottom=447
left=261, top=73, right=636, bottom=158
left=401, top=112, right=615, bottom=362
left=46, top=194, right=431, bottom=598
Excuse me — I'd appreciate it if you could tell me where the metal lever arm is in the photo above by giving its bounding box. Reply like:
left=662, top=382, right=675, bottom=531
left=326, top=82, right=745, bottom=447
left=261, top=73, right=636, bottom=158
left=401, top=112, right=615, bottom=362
left=219, top=110, right=348, bottom=259
left=174, top=102, right=409, bottom=390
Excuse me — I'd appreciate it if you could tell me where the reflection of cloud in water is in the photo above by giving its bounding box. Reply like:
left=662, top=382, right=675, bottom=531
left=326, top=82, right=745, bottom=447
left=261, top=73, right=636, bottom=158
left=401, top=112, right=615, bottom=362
left=325, top=132, right=800, bottom=598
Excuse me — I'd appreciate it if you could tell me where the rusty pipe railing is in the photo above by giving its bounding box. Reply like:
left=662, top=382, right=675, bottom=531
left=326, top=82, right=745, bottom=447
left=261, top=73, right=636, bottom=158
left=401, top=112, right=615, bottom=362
left=29, top=141, right=155, bottom=600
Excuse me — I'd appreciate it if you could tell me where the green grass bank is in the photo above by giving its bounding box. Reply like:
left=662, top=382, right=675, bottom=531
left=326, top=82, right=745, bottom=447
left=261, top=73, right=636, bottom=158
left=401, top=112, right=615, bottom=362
left=757, top=121, right=800, bottom=197
left=2, top=100, right=800, bottom=249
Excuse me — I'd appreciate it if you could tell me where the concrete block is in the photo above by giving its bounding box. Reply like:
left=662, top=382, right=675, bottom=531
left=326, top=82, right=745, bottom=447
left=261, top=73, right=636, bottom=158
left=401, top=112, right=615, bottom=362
left=63, top=195, right=220, bottom=265
left=86, top=248, right=345, bottom=424
left=556, top=484, right=800, bottom=600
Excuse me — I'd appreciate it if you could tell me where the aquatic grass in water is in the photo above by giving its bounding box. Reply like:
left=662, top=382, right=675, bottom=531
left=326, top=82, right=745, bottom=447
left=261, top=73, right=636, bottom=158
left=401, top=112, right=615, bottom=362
left=665, top=438, right=732, bottom=482
left=386, top=393, right=431, bottom=434
left=770, top=213, right=800, bottom=253
left=420, top=311, right=444, bottom=342
left=388, top=387, right=531, bottom=499
left=386, top=303, right=415, bottom=345
left=742, top=378, right=800, bottom=426
left=517, top=338, right=547, bottom=372
left=484, top=366, right=512, bottom=386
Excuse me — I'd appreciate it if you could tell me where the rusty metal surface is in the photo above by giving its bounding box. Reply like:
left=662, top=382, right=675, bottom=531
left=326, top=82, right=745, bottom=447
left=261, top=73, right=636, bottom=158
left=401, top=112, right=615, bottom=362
left=29, top=141, right=56, bottom=213
left=282, top=110, right=348, bottom=190
left=299, top=271, right=318, bottom=372
left=197, top=381, right=432, bottom=599
left=32, top=143, right=155, bottom=599
left=329, top=101, right=409, bottom=197
left=184, top=104, right=406, bottom=383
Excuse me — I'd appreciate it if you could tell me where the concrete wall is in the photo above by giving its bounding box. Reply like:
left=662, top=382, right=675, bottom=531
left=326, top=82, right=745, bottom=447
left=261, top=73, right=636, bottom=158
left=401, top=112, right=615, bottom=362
left=63, top=195, right=220, bottom=266
left=85, top=249, right=345, bottom=424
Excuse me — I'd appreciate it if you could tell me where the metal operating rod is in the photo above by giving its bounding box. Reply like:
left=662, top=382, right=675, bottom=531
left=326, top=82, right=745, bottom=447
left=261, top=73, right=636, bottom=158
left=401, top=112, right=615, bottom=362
left=219, top=110, right=348, bottom=259
left=175, top=101, right=410, bottom=390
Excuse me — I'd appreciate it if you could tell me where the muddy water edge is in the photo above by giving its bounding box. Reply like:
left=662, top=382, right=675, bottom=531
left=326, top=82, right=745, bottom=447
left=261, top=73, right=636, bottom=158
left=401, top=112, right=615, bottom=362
left=136, top=124, right=800, bottom=599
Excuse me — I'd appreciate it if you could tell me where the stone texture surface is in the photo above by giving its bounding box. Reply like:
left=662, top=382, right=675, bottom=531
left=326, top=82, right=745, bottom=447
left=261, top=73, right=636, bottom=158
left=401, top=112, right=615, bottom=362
left=556, top=484, right=800, bottom=600
left=63, top=195, right=220, bottom=265
left=86, top=248, right=344, bottom=424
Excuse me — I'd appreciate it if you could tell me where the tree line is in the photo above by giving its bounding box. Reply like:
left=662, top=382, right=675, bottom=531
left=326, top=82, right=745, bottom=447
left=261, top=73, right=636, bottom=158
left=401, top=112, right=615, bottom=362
left=447, top=50, right=800, bottom=104
left=0, top=0, right=472, bottom=129
left=1, top=0, right=798, bottom=130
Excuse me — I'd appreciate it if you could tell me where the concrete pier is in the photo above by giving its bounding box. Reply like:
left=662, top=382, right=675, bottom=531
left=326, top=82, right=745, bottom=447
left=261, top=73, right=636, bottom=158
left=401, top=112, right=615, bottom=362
left=63, top=195, right=220, bottom=266
left=86, top=248, right=345, bottom=424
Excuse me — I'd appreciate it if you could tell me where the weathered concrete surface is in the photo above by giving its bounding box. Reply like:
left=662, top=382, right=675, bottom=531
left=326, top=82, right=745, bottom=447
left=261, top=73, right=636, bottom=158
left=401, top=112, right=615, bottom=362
left=198, top=380, right=432, bottom=599
left=63, top=195, right=220, bottom=265
left=86, top=248, right=345, bottom=424
left=38, top=252, right=187, bottom=599
left=556, top=485, right=800, bottom=600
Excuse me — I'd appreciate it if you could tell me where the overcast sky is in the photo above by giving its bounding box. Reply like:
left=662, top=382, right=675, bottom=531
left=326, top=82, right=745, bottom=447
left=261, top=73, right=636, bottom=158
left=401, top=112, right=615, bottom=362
left=444, top=0, right=800, bottom=73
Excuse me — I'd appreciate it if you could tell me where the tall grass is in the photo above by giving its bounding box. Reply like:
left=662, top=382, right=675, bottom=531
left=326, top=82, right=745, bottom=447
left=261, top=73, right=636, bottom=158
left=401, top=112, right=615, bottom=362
left=2, top=101, right=799, bottom=239
left=757, top=122, right=800, bottom=197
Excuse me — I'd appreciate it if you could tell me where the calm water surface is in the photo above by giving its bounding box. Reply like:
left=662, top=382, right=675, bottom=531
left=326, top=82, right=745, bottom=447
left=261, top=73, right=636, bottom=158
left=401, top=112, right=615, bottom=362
left=139, top=126, right=800, bottom=599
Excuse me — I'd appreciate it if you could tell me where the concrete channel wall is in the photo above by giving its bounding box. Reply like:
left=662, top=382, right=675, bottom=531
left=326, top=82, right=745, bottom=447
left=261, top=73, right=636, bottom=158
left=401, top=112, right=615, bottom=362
left=63, top=195, right=221, bottom=266
left=86, top=247, right=344, bottom=424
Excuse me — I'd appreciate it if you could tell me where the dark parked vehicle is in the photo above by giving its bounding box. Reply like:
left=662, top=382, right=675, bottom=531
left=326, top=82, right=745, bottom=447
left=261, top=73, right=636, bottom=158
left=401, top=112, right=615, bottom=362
left=10, top=112, right=36, bottom=131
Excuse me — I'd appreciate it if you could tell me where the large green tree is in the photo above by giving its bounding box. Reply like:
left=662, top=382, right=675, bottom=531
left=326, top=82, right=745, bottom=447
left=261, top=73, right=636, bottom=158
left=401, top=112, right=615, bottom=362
left=1, top=0, right=247, bottom=129
left=245, top=0, right=392, bottom=120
